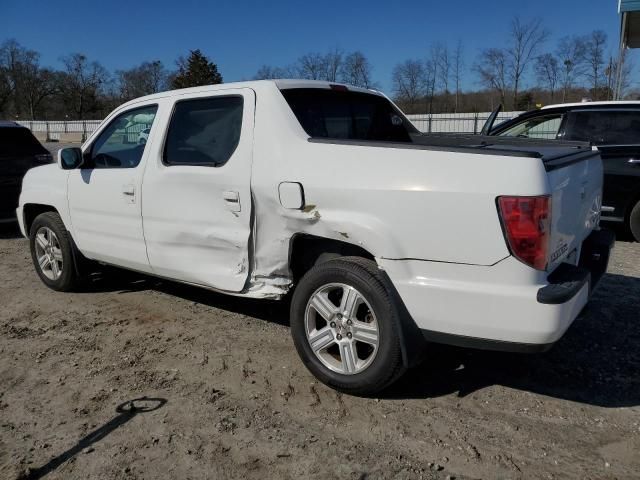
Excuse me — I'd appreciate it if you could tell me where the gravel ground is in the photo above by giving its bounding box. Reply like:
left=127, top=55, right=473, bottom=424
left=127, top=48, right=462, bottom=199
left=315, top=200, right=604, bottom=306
left=0, top=222, right=639, bottom=480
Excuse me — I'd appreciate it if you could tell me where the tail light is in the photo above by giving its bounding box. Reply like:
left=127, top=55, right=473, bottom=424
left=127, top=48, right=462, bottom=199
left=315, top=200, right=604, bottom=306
left=497, top=195, right=551, bottom=270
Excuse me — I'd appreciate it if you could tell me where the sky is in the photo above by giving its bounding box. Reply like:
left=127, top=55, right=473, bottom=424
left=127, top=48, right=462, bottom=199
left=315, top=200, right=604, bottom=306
left=0, top=0, right=632, bottom=95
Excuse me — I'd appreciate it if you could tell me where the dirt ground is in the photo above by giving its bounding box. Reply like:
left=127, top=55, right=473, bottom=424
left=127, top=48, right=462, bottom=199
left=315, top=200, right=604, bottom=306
left=1, top=222, right=639, bottom=480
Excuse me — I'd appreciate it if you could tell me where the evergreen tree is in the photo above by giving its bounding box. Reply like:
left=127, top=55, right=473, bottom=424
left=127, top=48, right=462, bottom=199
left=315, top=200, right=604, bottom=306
left=171, top=49, right=222, bottom=89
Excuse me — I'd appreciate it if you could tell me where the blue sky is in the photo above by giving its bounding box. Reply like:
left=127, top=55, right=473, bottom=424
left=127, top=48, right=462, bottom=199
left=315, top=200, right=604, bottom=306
left=1, top=0, right=631, bottom=94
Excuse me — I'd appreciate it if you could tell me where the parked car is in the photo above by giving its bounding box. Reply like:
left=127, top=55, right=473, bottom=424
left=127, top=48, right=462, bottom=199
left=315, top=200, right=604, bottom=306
left=138, top=127, right=150, bottom=144
left=486, top=101, right=640, bottom=241
left=0, top=121, right=52, bottom=222
left=17, top=80, right=613, bottom=394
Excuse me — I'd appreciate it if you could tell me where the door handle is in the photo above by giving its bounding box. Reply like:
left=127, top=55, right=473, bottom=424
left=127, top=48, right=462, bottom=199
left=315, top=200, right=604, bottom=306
left=122, top=185, right=136, bottom=203
left=628, top=159, right=640, bottom=165
left=223, top=190, right=241, bottom=212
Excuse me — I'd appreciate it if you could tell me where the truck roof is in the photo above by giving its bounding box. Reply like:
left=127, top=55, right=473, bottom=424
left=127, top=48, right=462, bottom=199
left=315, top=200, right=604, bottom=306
left=120, top=79, right=383, bottom=109
left=541, top=100, right=640, bottom=109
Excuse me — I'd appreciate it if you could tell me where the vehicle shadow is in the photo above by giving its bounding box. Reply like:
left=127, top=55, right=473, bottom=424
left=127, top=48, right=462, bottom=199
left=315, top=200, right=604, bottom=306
left=606, top=222, right=636, bottom=243
left=83, top=267, right=290, bottom=327
left=84, top=267, right=640, bottom=408
left=22, top=397, right=166, bottom=480
left=385, top=272, right=640, bottom=408
left=0, top=222, right=22, bottom=239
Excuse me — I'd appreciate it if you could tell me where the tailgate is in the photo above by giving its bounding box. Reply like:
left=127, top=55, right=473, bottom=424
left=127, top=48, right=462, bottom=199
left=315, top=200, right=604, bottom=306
left=545, top=149, right=603, bottom=271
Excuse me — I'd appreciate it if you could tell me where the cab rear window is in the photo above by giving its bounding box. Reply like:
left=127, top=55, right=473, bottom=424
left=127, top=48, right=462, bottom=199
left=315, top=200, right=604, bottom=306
left=280, top=88, right=415, bottom=143
left=564, top=110, right=640, bottom=145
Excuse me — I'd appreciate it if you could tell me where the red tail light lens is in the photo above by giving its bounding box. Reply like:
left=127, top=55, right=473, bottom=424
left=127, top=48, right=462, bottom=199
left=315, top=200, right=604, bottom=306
left=497, top=195, right=551, bottom=270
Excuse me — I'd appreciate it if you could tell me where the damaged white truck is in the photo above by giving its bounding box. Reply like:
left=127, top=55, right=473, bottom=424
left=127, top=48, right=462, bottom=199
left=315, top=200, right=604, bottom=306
left=18, top=80, right=614, bottom=394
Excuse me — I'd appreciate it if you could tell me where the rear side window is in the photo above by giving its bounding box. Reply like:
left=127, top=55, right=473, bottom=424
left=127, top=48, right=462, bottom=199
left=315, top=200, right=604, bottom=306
left=563, top=110, right=640, bottom=145
left=164, top=96, right=243, bottom=167
left=281, top=88, right=414, bottom=143
left=0, top=127, right=48, bottom=157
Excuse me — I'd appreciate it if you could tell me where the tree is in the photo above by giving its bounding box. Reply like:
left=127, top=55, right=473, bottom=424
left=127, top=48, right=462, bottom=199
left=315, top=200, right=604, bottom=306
left=0, top=39, right=37, bottom=116
left=60, top=53, right=110, bottom=119
left=474, top=48, right=510, bottom=107
left=22, top=66, right=57, bottom=119
left=117, top=60, right=168, bottom=101
left=453, top=41, right=464, bottom=112
left=296, top=52, right=327, bottom=80
left=556, top=35, right=586, bottom=102
left=254, top=65, right=283, bottom=80
left=534, top=53, right=560, bottom=102
left=392, top=59, right=426, bottom=112
left=584, top=30, right=607, bottom=100
left=507, top=17, right=549, bottom=107
left=340, top=51, right=374, bottom=88
left=323, top=47, right=343, bottom=82
left=171, top=49, right=222, bottom=89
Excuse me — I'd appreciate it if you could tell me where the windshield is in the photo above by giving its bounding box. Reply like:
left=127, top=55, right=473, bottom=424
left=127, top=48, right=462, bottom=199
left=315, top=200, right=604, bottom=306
left=0, top=127, right=48, bottom=157
left=280, top=88, right=415, bottom=143
left=497, top=114, right=564, bottom=140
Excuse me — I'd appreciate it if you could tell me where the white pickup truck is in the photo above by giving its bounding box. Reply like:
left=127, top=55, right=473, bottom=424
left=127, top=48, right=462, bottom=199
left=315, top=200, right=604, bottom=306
left=18, top=80, right=613, bottom=394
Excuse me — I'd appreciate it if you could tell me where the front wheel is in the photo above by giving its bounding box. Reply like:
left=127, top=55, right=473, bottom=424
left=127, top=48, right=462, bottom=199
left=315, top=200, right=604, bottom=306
left=290, top=257, right=405, bottom=395
left=629, top=200, right=640, bottom=242
left=29, top=212, right=82, bottom=291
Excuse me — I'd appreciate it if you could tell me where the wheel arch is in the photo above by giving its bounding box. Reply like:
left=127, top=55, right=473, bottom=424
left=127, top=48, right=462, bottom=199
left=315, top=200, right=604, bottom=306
left=23, top=204, right=61, bottom=236
left=288, top=233, right=376, bottom=283
left=287, top=234, right=426, bottom=369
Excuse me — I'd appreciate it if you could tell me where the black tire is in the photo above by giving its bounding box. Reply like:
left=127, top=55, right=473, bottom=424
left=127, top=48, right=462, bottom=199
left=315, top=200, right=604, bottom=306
left=290, top=256, right=406, bottom=395
left=630, top=200, right=640, bottom=242
left=29, top=212, right=82, bottom=291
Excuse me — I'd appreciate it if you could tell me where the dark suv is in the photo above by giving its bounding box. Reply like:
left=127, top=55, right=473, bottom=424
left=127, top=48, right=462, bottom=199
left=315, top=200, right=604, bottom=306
left=0, top=121, right=52, bottom=222
left=488, top=102, right=640, bottom=241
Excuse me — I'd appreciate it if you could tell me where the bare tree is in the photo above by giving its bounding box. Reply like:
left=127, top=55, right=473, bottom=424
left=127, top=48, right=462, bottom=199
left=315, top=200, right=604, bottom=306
left=296, top=52, right=327, bottom=80
left=392, top=59, right=427, bottom=112
left=584, top=30, right=607, bottom=100
left=534, top=53, right=560, bottom=102
left=22, top=66, right=57, bottom=119
left=435, top=43, right=451, bottom=111
left=323, top=47, right=343, bottom=82
left=453, top=41, right=464, bottom=112
left=474, top=48, right=510, bottom=106
left=254, top=65, right=283, bottom=80
left=556, top=35, right=586, bottom=102
left=117, top=61, right=168, bottom=101
left=60, top=53, right=109, bottom=119
left=507, top=17, right=549, bottom=106
left=341, top=51, right=374, bottom=88
left=436, top=44, right=450, bottom=93
left=613, top=49, right=634, bottom=99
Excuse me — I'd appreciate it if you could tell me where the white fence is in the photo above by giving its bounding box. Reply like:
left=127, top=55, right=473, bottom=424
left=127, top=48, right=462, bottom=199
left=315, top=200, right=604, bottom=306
left=17, top=120, right=102, bottom=141
left=406, top=111, right=522, bottom=133
left=18, top=112, right=524, bottom=142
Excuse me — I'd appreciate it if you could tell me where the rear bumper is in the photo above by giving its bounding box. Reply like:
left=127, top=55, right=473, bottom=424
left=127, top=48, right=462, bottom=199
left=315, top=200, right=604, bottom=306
left=381, top=229, right=614, bottom=352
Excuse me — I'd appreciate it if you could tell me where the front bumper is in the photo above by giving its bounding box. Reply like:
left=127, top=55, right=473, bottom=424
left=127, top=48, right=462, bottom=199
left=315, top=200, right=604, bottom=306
left=380, top=229, right=614, bottom=352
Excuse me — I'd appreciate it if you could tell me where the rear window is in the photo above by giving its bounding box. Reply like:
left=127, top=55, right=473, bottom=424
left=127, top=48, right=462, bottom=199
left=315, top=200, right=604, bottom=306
left=280, top=88, right=415, bottom=143
left=0, top=127, right=48, bottom=157
left=564, top=110, right=640, bottom=145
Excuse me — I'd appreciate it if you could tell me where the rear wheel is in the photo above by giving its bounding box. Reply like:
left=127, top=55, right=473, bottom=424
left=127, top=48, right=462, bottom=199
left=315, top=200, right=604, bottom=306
left=630, top=200, right=640, bottom=242
left=29, top=212, right=82, bottom=291
left=290, top=257, right=405, bottom=395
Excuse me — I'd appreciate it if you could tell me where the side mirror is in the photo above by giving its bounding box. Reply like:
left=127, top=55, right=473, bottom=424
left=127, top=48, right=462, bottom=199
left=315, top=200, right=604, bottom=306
left=57, top=147, right=84, bottom=170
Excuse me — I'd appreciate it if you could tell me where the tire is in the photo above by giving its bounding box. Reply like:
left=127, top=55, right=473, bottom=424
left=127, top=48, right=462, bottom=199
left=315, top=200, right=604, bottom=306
left=630, top=200, right=640, bottom=242
left=290, top=256, right=406, bottom=395
left=29, top=212, right=82, bottom=291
